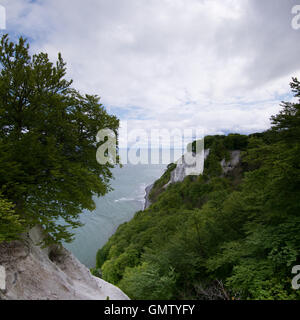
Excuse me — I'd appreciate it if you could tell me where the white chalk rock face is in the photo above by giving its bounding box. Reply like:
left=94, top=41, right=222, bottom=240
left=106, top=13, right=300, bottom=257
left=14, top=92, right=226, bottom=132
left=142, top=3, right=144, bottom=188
left=0, top=226, right=129, bottom=300
left=167, top=149, right=211, bottom=186
left=143, top=149, right=242, bottom=210
left=220, top=150, right=241, bottom=175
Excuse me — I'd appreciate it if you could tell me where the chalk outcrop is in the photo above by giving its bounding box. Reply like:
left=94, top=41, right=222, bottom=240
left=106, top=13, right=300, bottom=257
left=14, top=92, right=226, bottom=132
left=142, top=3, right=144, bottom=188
left=143, top=150, right=241, bottom=210
left=167, top=149, right=211, bottom=185
left=0, top=226, right=129, bottom=300
left=220, top=150, right=241, bottom=175
left=143, top=183, right=154, bottom=210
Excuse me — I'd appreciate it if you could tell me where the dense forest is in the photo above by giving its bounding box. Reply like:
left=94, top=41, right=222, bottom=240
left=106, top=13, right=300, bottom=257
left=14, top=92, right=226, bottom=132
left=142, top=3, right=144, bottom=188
left=1, top=34, right=299, bottom=301
left=95, top=78, right=300, bottom=300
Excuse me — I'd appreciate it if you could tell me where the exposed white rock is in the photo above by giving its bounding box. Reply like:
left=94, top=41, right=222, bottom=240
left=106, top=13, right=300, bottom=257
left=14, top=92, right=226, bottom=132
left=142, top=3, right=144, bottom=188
left=143, top=150, right=241, bottom=210
left=167, top=149, right=211, bottom=185
left=0, top=226, right=129, bottom=300
left=220, top=150, right=241, bottom=175
left=143, top=183, right=154, bottom=210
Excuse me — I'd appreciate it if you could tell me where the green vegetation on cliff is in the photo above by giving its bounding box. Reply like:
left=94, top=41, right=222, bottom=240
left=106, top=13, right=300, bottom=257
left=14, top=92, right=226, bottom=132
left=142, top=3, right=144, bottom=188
left=96, top=78, right=300, bottom=300
left=148, top=163, right=177, bottom=203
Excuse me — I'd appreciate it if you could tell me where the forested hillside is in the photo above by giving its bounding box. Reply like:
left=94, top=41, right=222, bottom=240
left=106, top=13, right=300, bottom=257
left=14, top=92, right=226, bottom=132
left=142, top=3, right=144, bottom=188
left=96, top=78, right=300, bottom=300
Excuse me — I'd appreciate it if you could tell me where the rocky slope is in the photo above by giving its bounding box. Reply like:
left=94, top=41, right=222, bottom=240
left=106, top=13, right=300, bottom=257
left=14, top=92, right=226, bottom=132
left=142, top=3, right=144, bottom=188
left=0, top=226, right=129, bottom=300
left=144, top=150, right=241, bottom=210
left=143, top=183, right=154, bottom=210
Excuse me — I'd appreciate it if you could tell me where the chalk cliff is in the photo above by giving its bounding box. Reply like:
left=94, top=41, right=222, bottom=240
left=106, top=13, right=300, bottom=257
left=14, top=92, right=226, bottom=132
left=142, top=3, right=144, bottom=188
left=143, top=150, right=241, bottom=210
left=0, top=226, right=129, bottom=300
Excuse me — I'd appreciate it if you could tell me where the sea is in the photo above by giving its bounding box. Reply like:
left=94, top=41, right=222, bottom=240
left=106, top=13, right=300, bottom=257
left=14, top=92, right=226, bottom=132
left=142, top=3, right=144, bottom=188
left=63, top=149, right=182, bottom=268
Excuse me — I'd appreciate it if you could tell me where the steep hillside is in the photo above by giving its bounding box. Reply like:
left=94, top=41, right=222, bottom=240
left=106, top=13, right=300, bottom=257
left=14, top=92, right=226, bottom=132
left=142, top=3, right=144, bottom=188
left=95, top=127, right=300, bottom=300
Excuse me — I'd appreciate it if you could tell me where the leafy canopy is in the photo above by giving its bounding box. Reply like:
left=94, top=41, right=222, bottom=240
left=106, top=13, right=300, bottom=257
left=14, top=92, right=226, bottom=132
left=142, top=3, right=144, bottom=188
left=0, top=35, right=119, bottom=244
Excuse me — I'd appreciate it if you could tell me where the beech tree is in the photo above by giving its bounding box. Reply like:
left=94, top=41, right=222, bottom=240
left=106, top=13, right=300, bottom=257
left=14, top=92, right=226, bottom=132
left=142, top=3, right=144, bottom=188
left=0, top=35, right=119, bottom=244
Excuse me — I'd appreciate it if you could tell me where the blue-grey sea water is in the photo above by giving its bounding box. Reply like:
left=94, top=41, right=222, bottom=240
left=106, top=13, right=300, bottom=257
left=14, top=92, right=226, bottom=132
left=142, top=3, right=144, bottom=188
left=63, top=149, right=181, bottom=268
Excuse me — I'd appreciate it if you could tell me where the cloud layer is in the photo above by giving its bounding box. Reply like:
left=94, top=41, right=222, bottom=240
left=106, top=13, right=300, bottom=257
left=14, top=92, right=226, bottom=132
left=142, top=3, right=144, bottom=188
left=2, top=0, right=300, bottom=147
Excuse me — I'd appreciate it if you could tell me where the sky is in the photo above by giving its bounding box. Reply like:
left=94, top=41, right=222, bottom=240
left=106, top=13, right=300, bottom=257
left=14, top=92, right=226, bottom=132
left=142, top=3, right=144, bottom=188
left=1, top=0, right=300, bottom=148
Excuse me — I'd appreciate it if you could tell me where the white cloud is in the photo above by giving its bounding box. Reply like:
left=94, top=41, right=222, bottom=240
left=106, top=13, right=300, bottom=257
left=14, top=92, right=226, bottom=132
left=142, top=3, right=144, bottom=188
left=1, top=0, right=300, bottom=146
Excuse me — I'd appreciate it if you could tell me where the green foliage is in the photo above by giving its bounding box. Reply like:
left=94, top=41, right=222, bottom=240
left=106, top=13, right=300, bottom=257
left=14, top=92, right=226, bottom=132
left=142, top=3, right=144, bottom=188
left=148, top=163, right=176, bottom=202
left=0, top=35, right=119, bottom=244
left=271, top=77, right=300, bottom=145
left=96, top=78, right=300, bottom=300
left=192, top=133, right=249, bottom=153
left=119, top=263, right=177, bottom=300
left=204, top=152, right=223, bottom=177
left=101, top=247, right=140, bottom=284
left=90, top=267, right=102, bottom=278
left=0, top=195, right=25, bottom=243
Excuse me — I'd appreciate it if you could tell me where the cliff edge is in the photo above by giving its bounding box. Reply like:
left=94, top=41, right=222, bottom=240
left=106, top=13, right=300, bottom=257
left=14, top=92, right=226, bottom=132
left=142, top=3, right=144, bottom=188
left=0, top=226, right=129, bottom=300
left=143, top=150, right=241, bottom=210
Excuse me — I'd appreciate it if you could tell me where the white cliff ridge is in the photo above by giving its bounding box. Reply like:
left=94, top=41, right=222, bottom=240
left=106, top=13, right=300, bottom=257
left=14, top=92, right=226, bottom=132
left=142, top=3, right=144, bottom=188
left=166, top=149, right=211, bottom=185
left=0, top=226, right=129, bottom=300
left=144, top=150, right=241, bottom=210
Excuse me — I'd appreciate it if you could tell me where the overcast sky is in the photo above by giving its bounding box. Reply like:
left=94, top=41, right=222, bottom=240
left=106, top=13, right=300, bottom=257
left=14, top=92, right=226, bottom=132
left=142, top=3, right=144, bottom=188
left=1, top=0, right=300, bottom=147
